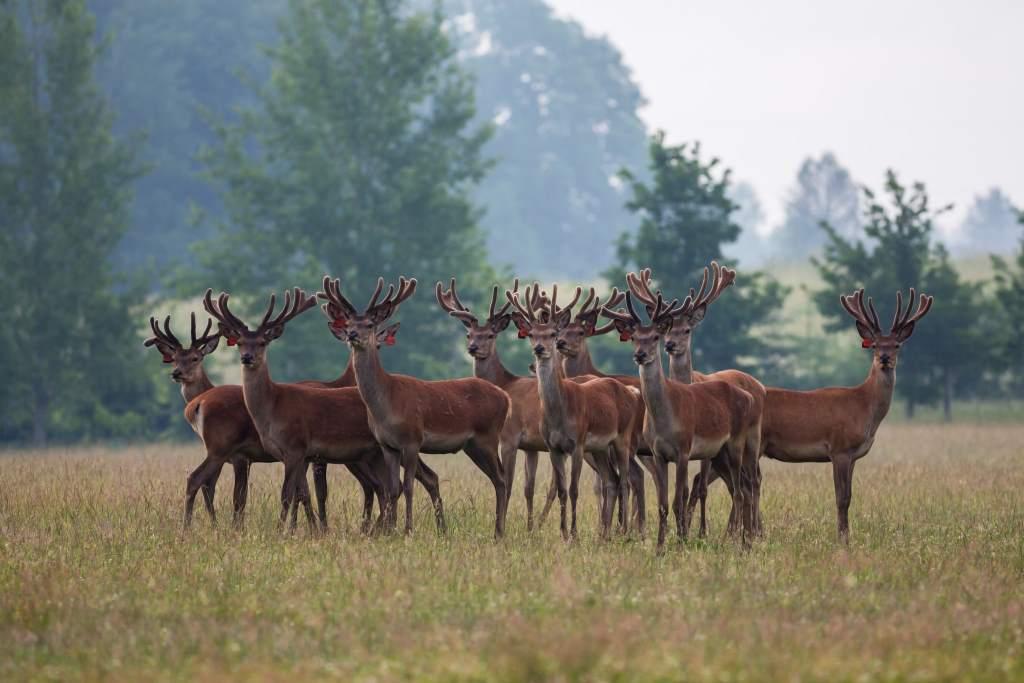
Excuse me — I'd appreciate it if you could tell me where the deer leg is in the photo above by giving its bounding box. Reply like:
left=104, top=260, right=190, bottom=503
left=630, top=457, right=647, bottom=535
left=398, top=446, right=419, bottom=535
left=832, top=454, right=855, bottom=544
left=549, top=451, right=570, bottom=541
left=688, top=461, right=717, bottom=538
left=345, top=462, right=377, bottom=534
left=674, top=455, right=690, bottom=542
left=523, top=450, right=539, bottom=532
left=231, top=458, right=250, bottom=528
left=612, top=441, right=631, bottom=536
left=647, top=455, right=670, bottom=552
left=569, top=446, right=584, bottom=540
left=378, top=446, right=403, bottom=532
left=500, top=443, right=518, bottom=507
left=312, top=462, right=329, bottom=533
left=581, top=451, right=604, bottom=531
left=709, top=454, right=739, bottom=535
left=414, top=458, right=446, bottom=534
left=594, top=452, right=616, bottom=540
left=465, top=439, right=508, bottom=539
left=538, top=474, right=558, bottom=530
left=184, top=456, right=220, bottom=530
left=199, top=461, right=223, bottom=524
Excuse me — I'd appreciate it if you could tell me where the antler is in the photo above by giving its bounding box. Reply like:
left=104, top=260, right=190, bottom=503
left=506, top=282, right=541, bottom=323
left=189, top=312, right=218, bottom=347
left=488, top=278, right=517, bottom=322
left=548, top=284, right=582, bottom=323
left=840, top=289, right=883, bottom=337
left=258, top=287, right=318, bottom=333
left=203, top=289, right=249, bottom=334
left=436, top=278, right=477, bottom=326
left=368, top=276, right=416, bottom=322
left=890, top=288, right=933, bottom=335
left=626, top=271, right=685, bottom=321
left=318, top=275, right=358, bottom=321
left=144, top=315, right=182, bottom=350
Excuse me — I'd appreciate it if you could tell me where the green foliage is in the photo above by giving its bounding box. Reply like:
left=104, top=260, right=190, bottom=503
left=775, top=152, right=860, bottom=261
left=958, top=187, right=1020, bottom=255
left=0, top=0, right=153, bottom=443
left=990, top=210, right=1024, bottom=394
left=605, top=132, right=790, bottom=376
left=184, top=0, right=495, bottom=380
left=443, top=0, right=650, bottom=279
left=813, top=170, right=986, bottom=418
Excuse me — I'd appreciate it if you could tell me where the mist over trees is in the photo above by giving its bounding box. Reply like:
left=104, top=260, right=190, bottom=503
left=0, top=0, right=1021, bottom=444
left=775, top=152, right=860, bottom=261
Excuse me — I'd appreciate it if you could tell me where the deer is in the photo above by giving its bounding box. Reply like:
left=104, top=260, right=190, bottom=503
left=145, top=312, right=435, bottom=533
left=627, top=264, right=767, bottom=537
left=601, top=288, right=760, bottom=550
left=203, top=286, right=447, bottom=535
left=318, top=275, right=511, bottom=538
left=506, top=283, right=643, bottom=540
left=544, top=285, right=652, bottom=532
left=758, top=288, right=933, bottom=543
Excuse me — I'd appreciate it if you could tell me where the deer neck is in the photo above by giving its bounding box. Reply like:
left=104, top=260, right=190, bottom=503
left=562, top=340, right=602, bottom=378
left=474, top=352, right=518, bottom=388
left=239, top=360, right=279, bottom=432
left=638, top=355, right=674, bottom=431
left=180, top=369, right=215, bottom=404
left=535, top=354, right=570, bottom=428
left=667, top=343, right=694, bottom=384
left=860, top=362, right=896, bottom=430
left=352, top=342, right=395, bottom=421
left=323, top=350, right=357, bottom=388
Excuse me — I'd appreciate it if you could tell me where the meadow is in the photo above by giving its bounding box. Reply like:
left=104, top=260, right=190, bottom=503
left=1, top=422, right=1022, bottom=682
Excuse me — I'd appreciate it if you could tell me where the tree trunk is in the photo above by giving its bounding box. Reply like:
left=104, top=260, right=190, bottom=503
left=943, top=368, right=953, bottom=423
left=32, top=386, right=48, bottom=448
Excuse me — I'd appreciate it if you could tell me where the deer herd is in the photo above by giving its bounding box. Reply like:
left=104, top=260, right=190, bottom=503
left=145, top=263, right=933, bottom=551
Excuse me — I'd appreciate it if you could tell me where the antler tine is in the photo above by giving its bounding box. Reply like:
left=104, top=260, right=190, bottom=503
left=161, top=315, right=182, bottom=347
left=691, top=266, right=711, bottom=306
left=894, top=288, right=933, bottom=331
left=435, top=278, right=471, bottom=316
left=366, top=278, right=385, bottom=310
left=576, top=287, right=596, bottom=318
left=259, top=293, right=278, bottom=329
left=215, top=291, right=248, bottom=331
left=449, top=278, right=469, bottom=312
left=863, top=291, right=882, bottom=333
left=628, top=269, right=659, bottom=308
left=624, top=291, right=643, bottom=324
left=896, top=288, right=917, bottom=330
left=190, top=313, right=216, bottom=346
left=505, top=284, right=534, bottom=322
left=492, top=278, right=518, bottom=320
left=604, top=286, right=625, bottom=309
left=564, top=286, right=582, bottom=313
left=487, top=285, right=498, bottom=320
left=549, top=284, right=558, bottom=318
left=891, top=290, right=904, bottom=333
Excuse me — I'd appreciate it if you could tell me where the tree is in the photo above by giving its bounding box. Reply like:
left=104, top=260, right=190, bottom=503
left=813, top=170, right=982, bottom=420
left=187, top=0, right=495, bottom=381
left=724, top=180, right=767, bottom=267
left=957, top=187, right=1020, bottom=256
left=440, top=0, right=649, bottom=278
left=990, top=209, right=1024, bottom=396
left=0, top=0, right=151, bottom=444
left=774, top=152, right=859, bottom=261
left=605, top=132, right=789, bottom=376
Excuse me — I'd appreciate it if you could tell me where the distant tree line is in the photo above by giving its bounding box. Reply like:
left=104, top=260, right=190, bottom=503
left=1, top=0, right=1022, bottom=444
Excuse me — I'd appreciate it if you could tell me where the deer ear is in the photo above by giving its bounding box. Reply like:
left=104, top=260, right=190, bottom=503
left=161, top=353, right=174, bottom=364
left=612, top=319, right=634, bottom=341
left=198, top=336, right=221, bottom=356
left=376, top=322, right=400, bottom=347
left=492, top=316, right=511, bottom=333
left=690, top=306, right=707, bottom=325
left=263, top=325, right=285, bottom=342
left=855, top=321, right=875, bottom=342
left=656, top=318, right=674, bottom=334
left=511, top=314, right=530, bottom=338
left=895, top=322, right=916, bottom=342
left=216, top=323, right=240, bottom=346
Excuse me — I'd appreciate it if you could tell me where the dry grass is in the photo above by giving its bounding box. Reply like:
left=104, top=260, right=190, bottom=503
left=1, top=423, right=1023, bottom=682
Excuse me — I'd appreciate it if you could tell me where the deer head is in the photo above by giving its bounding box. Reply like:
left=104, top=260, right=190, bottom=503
left=318, top=276, right=416, bottom=351
left=203, top=287, right=318, bottom=370
left=627, top=262, right=736, bottom=362
left=552, top=286, right=626, bottom=359
left=602, top=289, right=684, bottom=367
left=435, top=278, right=518, bottom=360
left=144, top=312, right=221, bottom=384
left=506, top=283, right=581, bottom=360
left=841, top=288, right=933, bottom=372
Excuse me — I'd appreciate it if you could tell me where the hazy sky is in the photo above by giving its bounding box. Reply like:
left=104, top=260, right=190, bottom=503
left=547, top=0, right=1023, bottom=236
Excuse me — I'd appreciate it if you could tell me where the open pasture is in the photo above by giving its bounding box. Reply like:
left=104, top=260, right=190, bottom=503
left=1, top=422, right=1023, bottom=682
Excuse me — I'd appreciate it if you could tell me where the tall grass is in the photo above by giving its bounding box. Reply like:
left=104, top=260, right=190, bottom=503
left=1, top=423, right=1022, bottom=681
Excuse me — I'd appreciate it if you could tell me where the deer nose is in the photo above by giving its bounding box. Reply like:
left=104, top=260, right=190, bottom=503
left=533, top=343, right=545, bottom=356
left=633, top=349, right=648, bottom=364
left=555, top=339, right=567, bottom=350
left=170, top=369, right=183, bottom=380
left=347, top=329, right=358, bottom=342
left=467, top=342, right=479, bottom=354
left=240, top=353, right=254, bottom=365
left=664, top=340, right=677, bottom=353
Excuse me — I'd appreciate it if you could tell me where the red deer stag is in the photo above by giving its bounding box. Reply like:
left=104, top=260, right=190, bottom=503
left=203, top=287, right=436, bottom=534
left=628, top=264, right=767, bottom=537
left=759, top=288, right=933, bottom=543
left=319, top=276, right=511, bottom=538
left=145, top=312, right=431, bottom=532
left=507, top=283, right=642, bottom=540
left=602, top=289, right=759, bottom=550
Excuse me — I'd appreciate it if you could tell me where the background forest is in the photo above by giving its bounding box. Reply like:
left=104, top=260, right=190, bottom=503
left=1, top=0, right=1021, bottom=445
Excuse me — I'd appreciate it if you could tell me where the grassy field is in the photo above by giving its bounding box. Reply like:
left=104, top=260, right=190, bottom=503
left=2, top=423, right=1023, bottom=682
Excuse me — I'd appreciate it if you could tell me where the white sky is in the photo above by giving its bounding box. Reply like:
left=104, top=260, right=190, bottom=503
left=547, top=0, right=1023, bottom=236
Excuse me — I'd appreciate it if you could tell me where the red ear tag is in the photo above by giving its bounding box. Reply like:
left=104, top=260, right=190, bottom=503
left=619, top=331, right=632, bottom=342
left=517, top=327, right=529, bottom=339
left=384, top=333, right=396, bottom=346
left=330, top=318, right=347, bottom=331
left=162, top=354, right=173, bottom=363
left=226, top=337, right=238, bottom=346
left=861, top=339, right=873, bottom=348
